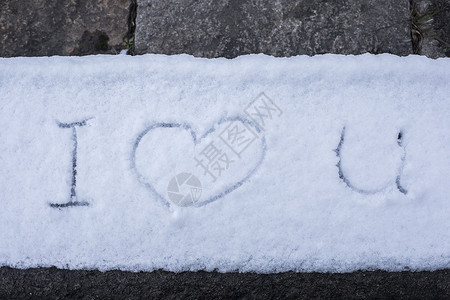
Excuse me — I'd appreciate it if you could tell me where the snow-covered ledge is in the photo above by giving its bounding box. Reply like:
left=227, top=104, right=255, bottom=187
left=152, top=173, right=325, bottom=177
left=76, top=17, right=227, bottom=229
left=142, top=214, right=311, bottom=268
left=0, top=54, right=449, bottom=272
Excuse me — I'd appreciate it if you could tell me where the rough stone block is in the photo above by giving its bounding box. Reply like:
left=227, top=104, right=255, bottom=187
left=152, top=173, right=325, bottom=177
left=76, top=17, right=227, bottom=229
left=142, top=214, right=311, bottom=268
left=136, top=0, right=413, bottom=58
left=0, top=0, right=131, bottom=57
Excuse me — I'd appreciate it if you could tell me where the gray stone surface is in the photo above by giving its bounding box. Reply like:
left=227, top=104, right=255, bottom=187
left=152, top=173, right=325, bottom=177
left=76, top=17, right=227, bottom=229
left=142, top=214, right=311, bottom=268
left=0, top=0, right=131, bottom=57
left=136, top=0, right=413, bottom=58
left=1, top=267, right=450, bottom=299
left=412, top=0, right=450, bottom=58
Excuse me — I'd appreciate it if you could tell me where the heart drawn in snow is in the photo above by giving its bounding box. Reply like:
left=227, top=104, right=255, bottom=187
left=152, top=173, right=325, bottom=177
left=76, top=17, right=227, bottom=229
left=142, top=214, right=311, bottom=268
left=132, top=117, right=266, bottom=207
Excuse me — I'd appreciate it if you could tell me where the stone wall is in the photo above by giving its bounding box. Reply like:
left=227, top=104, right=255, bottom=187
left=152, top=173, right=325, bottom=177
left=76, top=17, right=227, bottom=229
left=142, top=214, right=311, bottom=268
left=0, top=0, right=449, bottom=58
left=0, top=0, right=131, bottom=57
left=135, top=0, right=413, bottom=58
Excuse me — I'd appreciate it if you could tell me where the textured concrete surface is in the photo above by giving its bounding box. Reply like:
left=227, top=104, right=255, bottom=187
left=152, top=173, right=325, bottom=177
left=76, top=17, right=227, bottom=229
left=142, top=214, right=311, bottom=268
left=136, top=0, right=412, bottom=58
left=412, top=0, right=450, bottom=57
left=1, top=267, right=449, bottom=299
left=0, top=0, right=131, bottom=57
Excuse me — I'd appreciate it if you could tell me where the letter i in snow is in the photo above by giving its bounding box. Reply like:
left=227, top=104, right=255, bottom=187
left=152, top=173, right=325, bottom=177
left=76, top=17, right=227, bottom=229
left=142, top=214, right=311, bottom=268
left=49, top=119, right=91, bottom=208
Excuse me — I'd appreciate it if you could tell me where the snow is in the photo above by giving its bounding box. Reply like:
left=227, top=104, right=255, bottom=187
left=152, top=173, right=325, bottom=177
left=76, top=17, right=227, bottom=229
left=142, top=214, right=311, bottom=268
left=0, top=53, right=449, bottom=273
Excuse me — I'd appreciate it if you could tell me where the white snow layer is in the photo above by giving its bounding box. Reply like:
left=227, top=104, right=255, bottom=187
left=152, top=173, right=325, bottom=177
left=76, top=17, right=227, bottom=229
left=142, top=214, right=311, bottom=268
left=0, top=54, right=449, bottom=273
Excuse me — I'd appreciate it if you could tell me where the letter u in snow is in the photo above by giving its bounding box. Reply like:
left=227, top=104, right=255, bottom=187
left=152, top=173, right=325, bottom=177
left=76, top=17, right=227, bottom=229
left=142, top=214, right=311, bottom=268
left=334, top=126, right=407, bottom=195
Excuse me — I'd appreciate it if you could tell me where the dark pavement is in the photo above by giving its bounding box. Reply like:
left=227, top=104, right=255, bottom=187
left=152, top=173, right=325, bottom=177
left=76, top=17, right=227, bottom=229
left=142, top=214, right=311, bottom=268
left=1, top=267, right=449, bottom=299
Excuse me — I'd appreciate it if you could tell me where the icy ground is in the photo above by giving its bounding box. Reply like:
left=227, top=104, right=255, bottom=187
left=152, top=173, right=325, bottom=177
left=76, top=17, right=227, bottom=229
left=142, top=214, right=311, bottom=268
left=0, top=54, right=449, bottom=272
